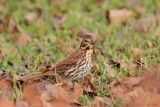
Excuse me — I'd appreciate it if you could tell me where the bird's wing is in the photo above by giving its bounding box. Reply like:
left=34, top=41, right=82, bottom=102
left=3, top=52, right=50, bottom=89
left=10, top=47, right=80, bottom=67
left=27, top=49, right=86, bottom=80
left=52, top=49, right=85, bottom=73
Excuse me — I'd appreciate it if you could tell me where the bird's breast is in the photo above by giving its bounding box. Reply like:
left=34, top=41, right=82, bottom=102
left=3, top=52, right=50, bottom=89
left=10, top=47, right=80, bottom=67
left=64, top=49, right=93, bottom=80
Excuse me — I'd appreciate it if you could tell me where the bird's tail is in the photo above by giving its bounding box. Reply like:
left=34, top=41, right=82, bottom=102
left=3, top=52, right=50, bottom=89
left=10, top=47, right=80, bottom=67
left=27, top=66, right=57, bottom=81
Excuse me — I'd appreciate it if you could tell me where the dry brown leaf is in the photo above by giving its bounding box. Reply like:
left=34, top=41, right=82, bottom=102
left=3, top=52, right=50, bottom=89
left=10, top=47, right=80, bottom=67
left=129, top=58, right=145, bottom=70
left=0, top=73, right=14, bottom=107
left=37, top=82, right=82, bottom=107
left=40, top=92, right=53, bottom=101
left=94, top=96, right=109, bottom=107
left=25, top=12, right=38, bottom=23
left=59, top=81, right=73, bottom=91
left=133, top=6, right=146, bottom=14
left=108, top=59, right=120, bottom=68
left=58, top=39, right=67, bottom=48
left=24, top=84, right=43, bottom=107
left=49, top=99, right=70, bottom=107
left=8, top=19, right=18, bottom=33
left=46, top=84, right=70, bottom=100
left=73, top=82, right=83, bottom=100
left=107, top=9, right=133, bottom=24
left=130, top=47, right=144, bottom=56
left=0, top=74, right=13, bottom=91
left=117, top=46, right=126, bottom=56
left=17, top=33, right=32, bottom=46
left=0, top=86, right=13, bottom=101
left=17, top=73, right=34, bottom=82
left=0, top=4, right=5, bottom=13
left=85, top=75, right=96, bottom=84
left=112, top=76, right=143, bottom=88
left=96, top=49, right=103, bottom=63
left=112, top=85, right=136, bottom=105
left=46, top=82, right=83, bottom=103
left=112, top=67, right=160, bottom=107
left=16, top=100, right=29, bottom=107
left=130, top=62, right=137, bottom=68
left=92, top=63, right=101, bottom=76
left=135, top=17, right=157, bottom=33
left=106, top=70, right=116, bottom=79
left=128, top=70, right=136, bottom=75
left=133, top=59, right=144, bottom=68
left=122, top=77, right=143, bottom=87
left=82, top=75, right=97, bottom=94
left=147, top=41, right=153, bottom=48
left=120, top=59, right=127, bottom=69
left=0, top=46, right=7, bottom=58
left=111, top=85, right=129, bottom=99
left=41, top=100, right=53, bottom=107
left=140, top=67, right=160, bottom=92
left=124, top=88, right=160, bottom=107
left=12, top=74, right=21, bottom=81
left=51, top=0, right=61, bottom=7
left=113, top=86, right=160, bottom=107
left=53, top=14, right=67, bottom=29
left=0, top=98, right=15, bottom=107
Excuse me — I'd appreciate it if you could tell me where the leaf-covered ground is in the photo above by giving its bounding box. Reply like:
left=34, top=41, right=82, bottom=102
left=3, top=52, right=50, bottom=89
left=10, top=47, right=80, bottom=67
left=0, top=0, right=160, bottom=107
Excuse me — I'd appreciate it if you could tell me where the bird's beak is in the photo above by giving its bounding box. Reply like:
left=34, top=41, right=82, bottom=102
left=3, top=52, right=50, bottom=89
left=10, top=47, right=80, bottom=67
left=89, top=42, right=94, bottom=46
left=91, top=41, right=94, bottom=45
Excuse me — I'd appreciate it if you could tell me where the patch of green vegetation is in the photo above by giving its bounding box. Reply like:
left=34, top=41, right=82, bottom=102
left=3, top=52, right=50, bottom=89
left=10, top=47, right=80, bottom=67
left=0, top=0, right=160, bottom=106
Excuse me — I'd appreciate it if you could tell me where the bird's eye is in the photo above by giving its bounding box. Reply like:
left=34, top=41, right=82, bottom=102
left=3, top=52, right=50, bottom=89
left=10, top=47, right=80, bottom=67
left=84, top=39, right=88, bottom=43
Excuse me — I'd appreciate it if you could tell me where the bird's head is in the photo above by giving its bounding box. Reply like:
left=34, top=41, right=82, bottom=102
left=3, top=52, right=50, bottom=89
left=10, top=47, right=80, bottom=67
left=80, top=35, right=94, bottom=51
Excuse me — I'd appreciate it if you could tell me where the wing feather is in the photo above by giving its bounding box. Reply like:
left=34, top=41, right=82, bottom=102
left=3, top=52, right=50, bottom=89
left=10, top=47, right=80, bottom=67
left=51, top=49, right=85, bottom=74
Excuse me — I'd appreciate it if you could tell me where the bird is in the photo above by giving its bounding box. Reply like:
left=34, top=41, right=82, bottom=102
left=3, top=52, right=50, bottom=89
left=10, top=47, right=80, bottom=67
left=30, top=35, right=94, bottom=81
